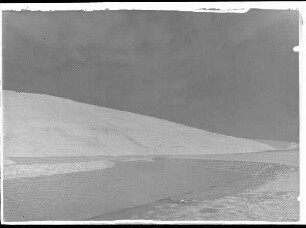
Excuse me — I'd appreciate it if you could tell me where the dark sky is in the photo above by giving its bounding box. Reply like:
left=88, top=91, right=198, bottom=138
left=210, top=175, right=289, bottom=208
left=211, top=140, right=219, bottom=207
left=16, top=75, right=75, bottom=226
left=2, top=9, right=299, bottom=142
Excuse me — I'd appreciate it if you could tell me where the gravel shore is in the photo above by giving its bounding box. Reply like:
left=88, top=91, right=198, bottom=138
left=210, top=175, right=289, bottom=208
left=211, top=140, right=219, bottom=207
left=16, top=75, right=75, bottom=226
left=89, top=154, right=299, bottom=222
left=2, top=150, right=299, bottom=222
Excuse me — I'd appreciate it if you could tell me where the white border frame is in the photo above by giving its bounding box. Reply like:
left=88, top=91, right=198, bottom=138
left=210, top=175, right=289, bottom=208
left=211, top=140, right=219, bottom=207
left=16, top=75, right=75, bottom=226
left=0, top=2, right=305, bottom=225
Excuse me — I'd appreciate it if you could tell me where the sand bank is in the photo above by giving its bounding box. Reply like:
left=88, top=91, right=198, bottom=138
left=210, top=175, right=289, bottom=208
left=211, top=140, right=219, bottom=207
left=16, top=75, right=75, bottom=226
left=4, top=160, right=114, bottom=180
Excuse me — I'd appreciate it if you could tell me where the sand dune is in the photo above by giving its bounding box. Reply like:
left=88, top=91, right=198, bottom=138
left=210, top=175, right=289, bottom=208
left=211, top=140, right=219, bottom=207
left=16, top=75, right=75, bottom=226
left=3, top=90, right=275, bottom=158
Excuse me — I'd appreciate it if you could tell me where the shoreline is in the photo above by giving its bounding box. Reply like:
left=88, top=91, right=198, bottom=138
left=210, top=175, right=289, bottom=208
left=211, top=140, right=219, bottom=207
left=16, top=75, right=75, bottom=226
left=88, top=154, right=299, bottom=222
left=3, top=150, right=299, bottom=222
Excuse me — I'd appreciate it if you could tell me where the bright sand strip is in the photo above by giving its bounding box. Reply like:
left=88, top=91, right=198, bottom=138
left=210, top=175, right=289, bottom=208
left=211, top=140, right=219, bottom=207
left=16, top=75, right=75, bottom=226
left=4, top=160, right=115, bottom=180
left=3, top=158, right=17, bottom=166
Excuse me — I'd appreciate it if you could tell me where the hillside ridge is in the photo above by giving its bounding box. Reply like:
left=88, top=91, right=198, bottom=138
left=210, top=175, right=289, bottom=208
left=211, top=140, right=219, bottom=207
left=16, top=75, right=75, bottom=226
left=3, top=90, right=275, bottom=157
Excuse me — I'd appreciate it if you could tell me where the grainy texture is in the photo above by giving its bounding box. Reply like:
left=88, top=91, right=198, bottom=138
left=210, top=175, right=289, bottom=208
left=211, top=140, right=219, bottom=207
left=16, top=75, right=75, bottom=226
left=3, top=160, right=115, bottom=180
left=3, top=160, right=248, bottom=221
left=2, top=9, right=299, bottom=223
left=3, top=10, right=299, bottom=142
left=160, top=149, right=299, bottom=166
left=3, top=90, right=274, bottom=158
left=89, top=157, right=299, bottom=221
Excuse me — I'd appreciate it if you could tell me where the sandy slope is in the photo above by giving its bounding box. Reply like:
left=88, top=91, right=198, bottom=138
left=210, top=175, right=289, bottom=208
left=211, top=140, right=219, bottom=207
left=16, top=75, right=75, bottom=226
left=3, top=90, right=275, bottom=158
left=255, top=139, right=298, bottom=151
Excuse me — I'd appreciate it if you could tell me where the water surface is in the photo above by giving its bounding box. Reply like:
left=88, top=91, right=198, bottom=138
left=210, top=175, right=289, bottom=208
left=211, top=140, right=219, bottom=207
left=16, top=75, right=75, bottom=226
left=4, top=159, right=249, bottom=221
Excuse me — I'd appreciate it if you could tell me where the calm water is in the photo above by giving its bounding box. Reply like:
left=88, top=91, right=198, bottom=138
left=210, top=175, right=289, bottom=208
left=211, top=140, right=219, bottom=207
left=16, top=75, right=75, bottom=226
left=4, top=159, right=248, bottom=221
